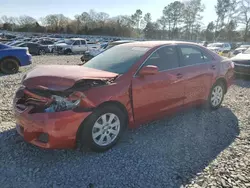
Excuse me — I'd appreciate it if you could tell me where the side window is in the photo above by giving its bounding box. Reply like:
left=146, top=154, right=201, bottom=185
left=81, top=40, right=86, bottom=45
left=142, top=46, right=179, bottom=71
left=178, top=46, right=206, bottom=66
left=73, top=40, right=80, bottom=45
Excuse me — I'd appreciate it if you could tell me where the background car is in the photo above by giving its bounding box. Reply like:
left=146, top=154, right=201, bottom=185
left=80, top=40, right=135, bottom=62
left=13, top=41, right=234, bottom=152
left=232, top=45, right=250, bottom=55
left=231, top=47, right=250, bottom=76
left=0, top=43, right=32, bottom=74
left=16, top=42, right=49, bottom=55
left=207, top=43, right=231, bottom=53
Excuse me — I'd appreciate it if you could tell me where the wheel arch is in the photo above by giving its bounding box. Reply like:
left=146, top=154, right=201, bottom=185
left=215, top=77, right=228, bottom=93
left=0, top=56, right=21, bottom=66
left=75, top=100, right=129, bottom=145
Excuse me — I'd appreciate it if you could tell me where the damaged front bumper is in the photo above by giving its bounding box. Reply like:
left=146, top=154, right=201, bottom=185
left=13, top=87, right=92, bottom=149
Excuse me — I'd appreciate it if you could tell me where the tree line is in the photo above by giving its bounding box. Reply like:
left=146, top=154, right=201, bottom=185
left=0, top=0, right=249, bottom=42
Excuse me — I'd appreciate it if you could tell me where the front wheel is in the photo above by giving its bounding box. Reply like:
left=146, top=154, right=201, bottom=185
left=207, top=82, right=225, bottom=110
left=79, top=105, right=126, bottom=152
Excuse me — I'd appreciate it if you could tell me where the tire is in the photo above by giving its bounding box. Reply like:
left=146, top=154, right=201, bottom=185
left=38, top=49, right=46, bottom=55
left=79, top=105, right=126, bottom=152
left=207, top=81, right=225, bottom=110
left=0, top=58, right=19, bottom=74
left=64, top=49, right=72, bottom=55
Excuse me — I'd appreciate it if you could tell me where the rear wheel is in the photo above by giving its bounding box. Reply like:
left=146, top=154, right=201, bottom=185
left=38, top=49, right=46, bottom=55
left=0, top=58, right=19, bottom=74
left=207, top=82, right=225, bottom=110
left=78, top=105, right=126, bottom=152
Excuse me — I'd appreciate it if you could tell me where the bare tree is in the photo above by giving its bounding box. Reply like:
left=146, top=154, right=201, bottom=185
left=238, top=0, right=250, bottom=41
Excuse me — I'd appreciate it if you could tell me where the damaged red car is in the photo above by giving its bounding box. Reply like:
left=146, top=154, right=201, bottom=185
left=13, top=41, right=234, bottom=152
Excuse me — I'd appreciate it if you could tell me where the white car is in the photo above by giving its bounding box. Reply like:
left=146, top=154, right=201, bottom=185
left=54, top=38, right=90, bottom=54
left=207, top=43, right=231, bottom=53
left=232, top=45, right=250, bottom=55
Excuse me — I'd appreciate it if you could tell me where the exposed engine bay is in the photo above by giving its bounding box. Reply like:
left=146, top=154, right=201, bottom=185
left=15, top=78, right=115, bottom=113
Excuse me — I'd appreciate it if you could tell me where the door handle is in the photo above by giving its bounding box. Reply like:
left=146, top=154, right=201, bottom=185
left=176, top=73, right=183, bottom=79
left=211, top=65, right=216, bottom=70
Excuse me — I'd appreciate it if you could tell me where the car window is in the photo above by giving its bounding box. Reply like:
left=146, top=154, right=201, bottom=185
left=178, top=46, right=208, bottom=66
left=81, top=40, right=86, bottom=45
left=73, top=40, right=80, bottom=45
left=83, top=45, right=149, bottom=74
left=142, top=46, right=179, bottom=71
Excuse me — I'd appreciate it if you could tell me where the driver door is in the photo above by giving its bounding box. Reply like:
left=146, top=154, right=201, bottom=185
left=72, top=40, right=81, bottom=53
left=132, top=46, right=185, bottom=124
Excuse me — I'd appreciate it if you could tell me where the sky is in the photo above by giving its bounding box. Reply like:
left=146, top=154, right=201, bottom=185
left=0, top=0, right=217, bottom=26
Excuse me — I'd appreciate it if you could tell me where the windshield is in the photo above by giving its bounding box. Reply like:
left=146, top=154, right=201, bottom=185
left=243, top=48, right=250, bottom=54
left=83, top=45, right=149, bottom=74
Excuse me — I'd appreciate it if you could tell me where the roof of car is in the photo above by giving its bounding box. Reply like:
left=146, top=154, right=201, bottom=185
left=118, top=41, right=202, bottom=48
left=69, top=38, right=85, bottom=40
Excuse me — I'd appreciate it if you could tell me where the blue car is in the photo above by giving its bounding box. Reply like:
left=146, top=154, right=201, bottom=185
left=0, top=43, right=32, bottom=74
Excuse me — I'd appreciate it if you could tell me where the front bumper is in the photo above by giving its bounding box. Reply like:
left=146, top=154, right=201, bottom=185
left=234, top=63, right=250, bottom=75
left=14, top=104, right=91, bottom=149
left=20, top=54, right=32, bottom=66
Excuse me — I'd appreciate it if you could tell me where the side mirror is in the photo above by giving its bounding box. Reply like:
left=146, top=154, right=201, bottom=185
left=138, top=65, right=159, bottom=76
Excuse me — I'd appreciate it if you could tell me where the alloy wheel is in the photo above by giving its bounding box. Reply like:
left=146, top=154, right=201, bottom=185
left=92, top=113, right=120, bottom=146
left=211, top=85, right=223, bottom=107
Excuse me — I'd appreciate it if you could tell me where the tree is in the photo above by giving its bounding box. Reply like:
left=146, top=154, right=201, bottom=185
left=238, top=0, right=250, bottom=41
left=131, top=9, right=143, bottom=29
left=43, top=14, right=70, bottom=33
left=205, top=21, right=215, bottom=41
left=182, top=0, right=205, bottom=40
left=144, top=13, right=152, bottom=24
left=144, top=22, right=160, bottom=39
left=18, top=15, right=37, bottom=26
left=162, top=1, right=184, bottom=39
left=214, top=0, right=233, bottom=40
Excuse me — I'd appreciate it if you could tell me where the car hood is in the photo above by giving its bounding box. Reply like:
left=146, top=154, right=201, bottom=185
left=207, top=47, right=221, bottom=50
left=55, top=43, right=68, bottom=47
left=231, top=53, right=250, bottom=61
left=22, top=65, right=118, bottom=91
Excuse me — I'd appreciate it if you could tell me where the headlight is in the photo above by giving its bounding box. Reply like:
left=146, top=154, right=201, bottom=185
left=44, top=95, right=80, bottom=113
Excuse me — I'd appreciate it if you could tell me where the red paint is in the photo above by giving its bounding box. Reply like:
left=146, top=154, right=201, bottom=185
left=13, top=41, right=234, bottom=149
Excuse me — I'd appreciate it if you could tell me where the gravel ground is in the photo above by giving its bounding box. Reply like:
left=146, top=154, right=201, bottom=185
left=0, top=55, right=249, bottom=188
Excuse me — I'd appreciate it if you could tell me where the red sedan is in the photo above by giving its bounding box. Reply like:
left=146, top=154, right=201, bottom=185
left=13, top=41, right=234, bottom=152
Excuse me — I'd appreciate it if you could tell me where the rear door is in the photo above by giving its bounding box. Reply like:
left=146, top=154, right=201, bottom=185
left=176, top=45, right=216, bottom=105
left=132, top=45, right=185, bottom=123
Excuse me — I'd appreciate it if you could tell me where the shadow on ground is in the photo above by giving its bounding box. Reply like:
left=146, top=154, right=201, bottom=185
left=234, top=75, right=250, bottom=88
left=0, top=107, right=239, bottom=188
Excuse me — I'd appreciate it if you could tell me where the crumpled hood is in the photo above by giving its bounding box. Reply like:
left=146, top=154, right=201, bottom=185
left=22, top=65, right=118, bottom=91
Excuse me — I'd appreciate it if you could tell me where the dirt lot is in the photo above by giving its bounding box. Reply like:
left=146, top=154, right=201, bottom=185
left=0, top=55, right=250, bottom=188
